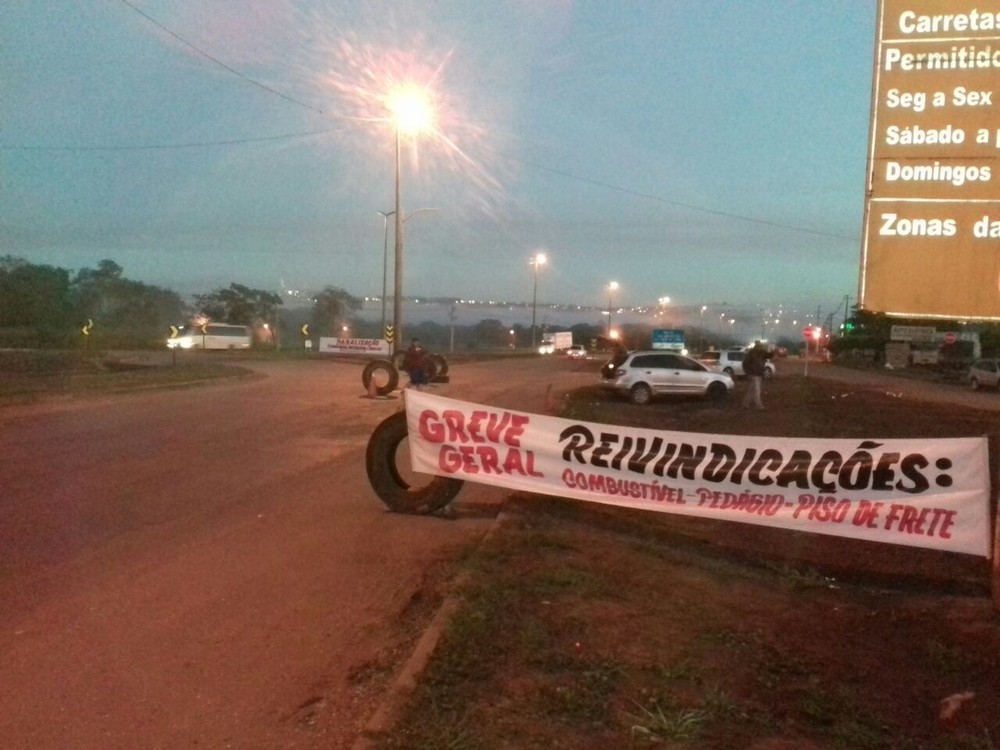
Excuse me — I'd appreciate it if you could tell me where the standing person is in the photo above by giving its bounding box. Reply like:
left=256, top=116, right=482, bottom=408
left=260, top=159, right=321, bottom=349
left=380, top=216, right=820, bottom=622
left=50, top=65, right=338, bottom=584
left=741, top=341, right=770, bottom=410
left=402, top=338, right=427, bottom=389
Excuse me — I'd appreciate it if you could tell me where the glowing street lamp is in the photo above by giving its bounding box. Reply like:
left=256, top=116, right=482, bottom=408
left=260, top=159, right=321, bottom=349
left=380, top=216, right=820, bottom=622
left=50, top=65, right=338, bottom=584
left=530, top=252, right=547, bottom=349
left=385, top=83, right=435, bottom=354
left=657, top=296, right=671, bottom=315
left=607, top=281, right=619, bottom=336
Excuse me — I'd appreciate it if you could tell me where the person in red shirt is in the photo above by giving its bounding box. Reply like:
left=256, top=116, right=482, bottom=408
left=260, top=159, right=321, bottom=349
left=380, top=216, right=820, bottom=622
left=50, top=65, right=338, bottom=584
left=402, top=338, right=428, bottom=389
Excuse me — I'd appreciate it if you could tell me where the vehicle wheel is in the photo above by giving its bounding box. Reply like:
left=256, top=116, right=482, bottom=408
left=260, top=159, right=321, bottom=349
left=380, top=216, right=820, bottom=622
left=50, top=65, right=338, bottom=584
left=706, top=381, right=729, bottom=401
left=629, top=383, right=653, bottom=405
left=970, top=377, right=981, bottom=391
left=365, top=411, right=464, bottom=514
left=362, top=359, right=399, bottom=396
left=427, top=353, right=449, bottom=376
left=723, top=366, right=736, bottom=377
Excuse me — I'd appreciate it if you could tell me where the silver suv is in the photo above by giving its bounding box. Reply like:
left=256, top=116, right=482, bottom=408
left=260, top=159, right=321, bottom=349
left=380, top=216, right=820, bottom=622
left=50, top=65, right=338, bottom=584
left=715, top=348, right=775, bottom=378
left=601, top=351, right=734, bottom=405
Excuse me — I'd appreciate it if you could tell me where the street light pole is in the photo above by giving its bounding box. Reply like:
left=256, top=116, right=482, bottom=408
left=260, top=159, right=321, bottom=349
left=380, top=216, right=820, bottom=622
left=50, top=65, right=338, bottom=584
left=530, top=252, right=547, bottom=350
left=392, top=128, right=404, bottom=355
left=377, top=210, right=395, bottom=335
left=385, top=82, right=433, bottom=355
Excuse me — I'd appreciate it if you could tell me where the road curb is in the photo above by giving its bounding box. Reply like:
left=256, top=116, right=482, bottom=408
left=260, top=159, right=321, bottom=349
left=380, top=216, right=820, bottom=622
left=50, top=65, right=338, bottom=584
left=351, top=507, right=509, bottom=749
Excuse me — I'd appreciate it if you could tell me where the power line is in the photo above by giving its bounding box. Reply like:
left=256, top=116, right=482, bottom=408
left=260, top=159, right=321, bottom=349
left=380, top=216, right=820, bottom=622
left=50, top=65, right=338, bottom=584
left=116, top=0, right=325, bottom=115
left=1, top=129, right=340, bottom=152
left=497, top=151, right=860, bottom=243
left=6, top=132, right=862, bottom=243
left=40, top=3, right=857, bottom=245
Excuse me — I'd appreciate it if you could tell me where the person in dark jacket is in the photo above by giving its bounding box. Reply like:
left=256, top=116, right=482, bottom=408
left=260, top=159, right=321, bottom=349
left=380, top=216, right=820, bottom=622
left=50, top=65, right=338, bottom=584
left=741, top=341, right=771, bottom=410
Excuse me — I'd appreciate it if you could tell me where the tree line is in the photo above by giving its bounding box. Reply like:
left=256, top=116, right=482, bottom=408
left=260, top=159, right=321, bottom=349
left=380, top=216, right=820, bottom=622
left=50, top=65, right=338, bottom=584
left=0, top=257, right=361, bottom=350
left=22, top=255, right=986, bottom=359
left=0, top=256, right=612, bottom=354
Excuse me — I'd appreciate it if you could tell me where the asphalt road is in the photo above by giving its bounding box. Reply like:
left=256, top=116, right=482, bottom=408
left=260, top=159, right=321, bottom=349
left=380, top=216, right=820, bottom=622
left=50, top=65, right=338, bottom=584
left=0, top=354, right=595, bottom=750
left=2, top=354, right=995, bottom=749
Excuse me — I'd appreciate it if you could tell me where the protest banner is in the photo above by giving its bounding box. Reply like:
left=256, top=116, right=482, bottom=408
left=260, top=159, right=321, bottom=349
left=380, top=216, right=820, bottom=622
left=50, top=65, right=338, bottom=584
left=318, top=337, right=390, bottom=356
left=403, top=390, right=992, bottom=558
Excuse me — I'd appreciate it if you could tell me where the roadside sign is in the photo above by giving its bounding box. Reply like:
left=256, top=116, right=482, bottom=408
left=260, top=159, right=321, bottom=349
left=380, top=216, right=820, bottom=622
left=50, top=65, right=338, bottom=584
left=859, top=0, right=1000, bottom=319
left=651, top=328, right=684, bottom=351
left=891, top=325, right=936, bottom=343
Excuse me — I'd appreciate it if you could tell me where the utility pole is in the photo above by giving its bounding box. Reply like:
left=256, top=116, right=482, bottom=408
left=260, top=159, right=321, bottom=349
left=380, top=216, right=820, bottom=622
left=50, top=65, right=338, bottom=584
left=449, top=303, right=456, bottom=353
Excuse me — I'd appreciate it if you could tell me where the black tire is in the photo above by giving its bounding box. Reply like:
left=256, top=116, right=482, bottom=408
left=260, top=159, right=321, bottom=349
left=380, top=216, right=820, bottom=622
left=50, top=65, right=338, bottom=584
left=706, top=381, right=729, bottom=401
left=630, top=383, right=653, bottom=405
left=427, top=353, right=449, bottom=377
left=362, top=359, right=399, bottom=396
left=723, top=366, right=736, bottom=377
left=365, top=411, right=464, bottom=514
left=424, top=357, right=439, bottom=381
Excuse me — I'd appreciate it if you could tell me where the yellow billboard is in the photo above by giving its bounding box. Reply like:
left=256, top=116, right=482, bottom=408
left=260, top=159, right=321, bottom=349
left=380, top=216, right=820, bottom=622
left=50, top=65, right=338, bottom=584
left=859, top=1, right=1000, bottom=319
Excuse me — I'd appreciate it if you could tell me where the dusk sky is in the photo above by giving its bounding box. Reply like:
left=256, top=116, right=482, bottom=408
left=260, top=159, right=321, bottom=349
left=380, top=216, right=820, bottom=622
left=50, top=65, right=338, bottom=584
left=4, top=1, right=874, bottom=320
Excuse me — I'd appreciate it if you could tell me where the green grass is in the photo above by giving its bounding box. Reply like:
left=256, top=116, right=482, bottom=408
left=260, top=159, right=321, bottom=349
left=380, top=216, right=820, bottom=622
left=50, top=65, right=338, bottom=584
left=370, top=502, right=999, bottom=749
left=0, top=352, right=255, bottom=402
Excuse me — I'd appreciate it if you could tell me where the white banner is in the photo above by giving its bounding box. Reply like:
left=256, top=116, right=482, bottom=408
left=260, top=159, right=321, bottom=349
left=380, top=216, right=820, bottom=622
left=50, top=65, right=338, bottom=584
left=404, top=391, right=992, bottom=558
left=318, top=337, right=390, bottom=356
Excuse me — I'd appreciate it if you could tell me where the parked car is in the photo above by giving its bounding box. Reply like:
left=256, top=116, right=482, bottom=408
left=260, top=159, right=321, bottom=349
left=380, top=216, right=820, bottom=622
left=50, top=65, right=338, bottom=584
left=967, top=358, right=1000, bottom=390
left=566, top=344, right=587, bottom=359
left=697, top=350, right=722, bottom=368
left=717, top=348, right=776, bottom=378
left=601, top=350, right=734, bottom=405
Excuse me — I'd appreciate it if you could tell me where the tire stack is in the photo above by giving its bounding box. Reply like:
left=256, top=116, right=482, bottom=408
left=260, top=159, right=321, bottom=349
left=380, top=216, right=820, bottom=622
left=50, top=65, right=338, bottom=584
left=361, top=352, right=450, bottom=397
left=391, top=350, right=449, bottom=382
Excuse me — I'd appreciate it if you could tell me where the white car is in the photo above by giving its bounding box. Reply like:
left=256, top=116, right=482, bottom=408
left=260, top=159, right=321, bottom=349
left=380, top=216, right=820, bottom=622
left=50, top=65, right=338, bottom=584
left=566, top=344, right=586, bottom=359
left=968, top=358, right=1000, bottom=390
left=601, top=350, right=734, bottom=405
left=717, top=348, right=775, bottom=378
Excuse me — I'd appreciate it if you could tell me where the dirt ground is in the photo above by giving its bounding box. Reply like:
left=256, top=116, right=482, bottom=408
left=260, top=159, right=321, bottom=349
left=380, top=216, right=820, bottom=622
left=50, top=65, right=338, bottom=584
left=377, top=365, right=1000, bottom=749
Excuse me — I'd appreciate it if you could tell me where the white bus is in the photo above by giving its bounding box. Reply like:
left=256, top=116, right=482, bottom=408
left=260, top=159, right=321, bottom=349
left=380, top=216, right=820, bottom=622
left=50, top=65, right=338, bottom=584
left=167, top=324, right=252, bottom=350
